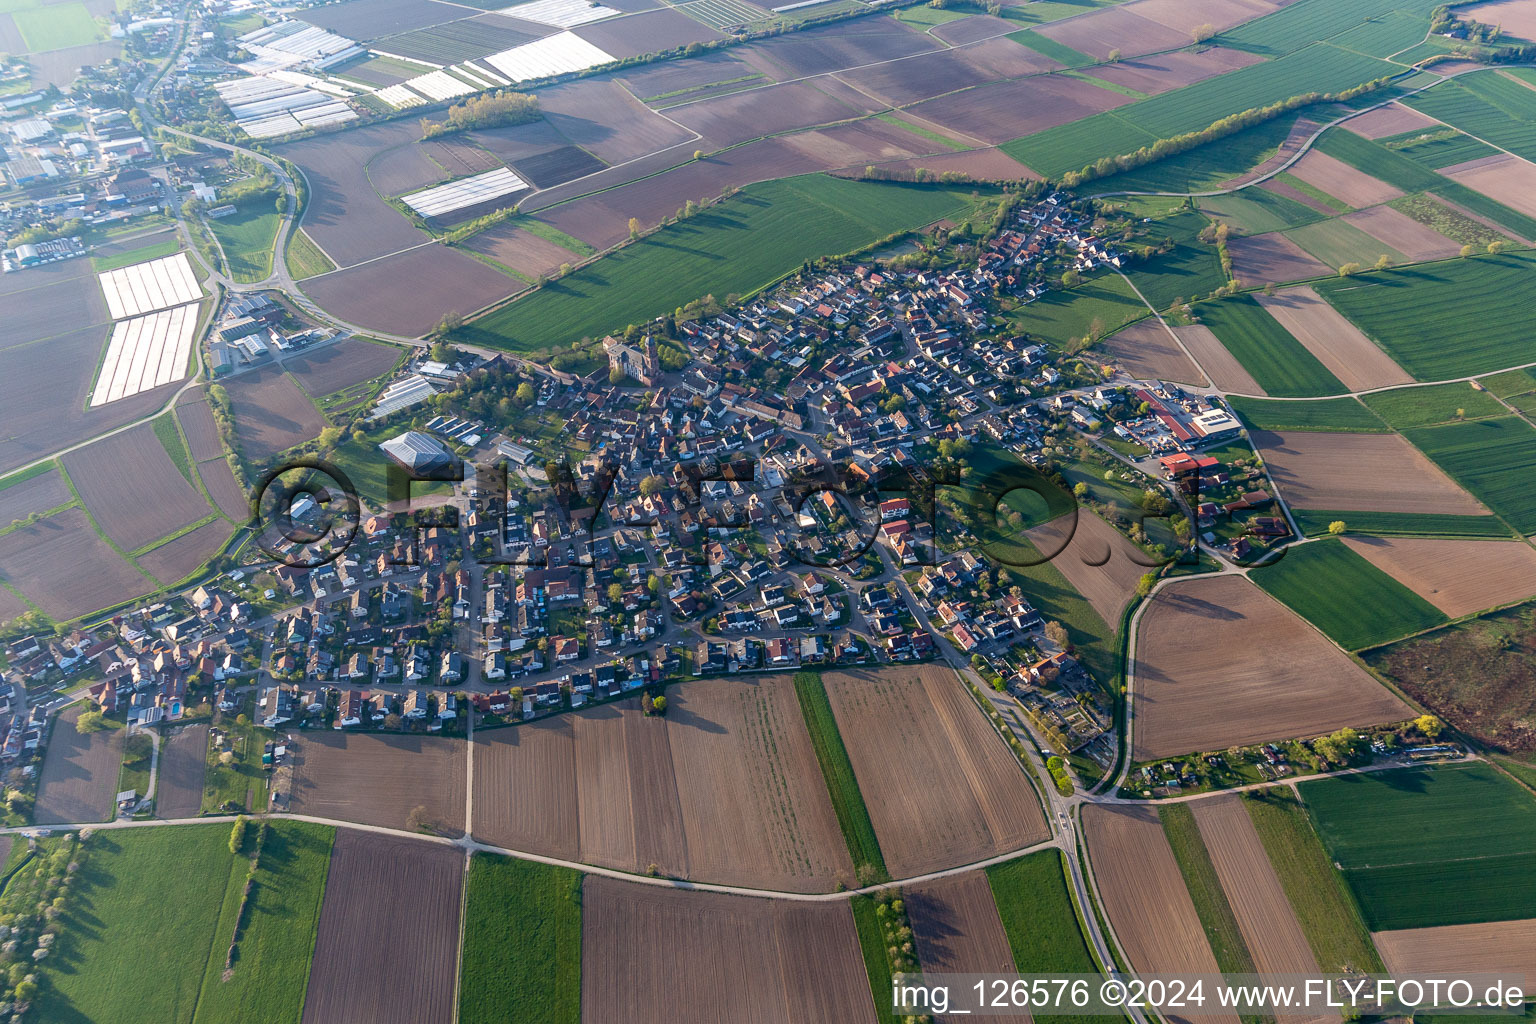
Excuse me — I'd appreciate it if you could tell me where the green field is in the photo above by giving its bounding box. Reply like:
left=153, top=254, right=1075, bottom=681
left=153, top=412, right=196, bottom=484
left=1406, top=71, right=1536, bottom=164
left=208, top=203, right=282, bottom=284
left=1158, top=804, right=1260, bottom=986
left=284, top=227, right=334, bottom=280
left=792, top=670, right=888, bottom=883
left=1198, top=188, right=1327, bottom=236
left=328, top=419, right=452, bottom=509
left=1383, top=127, right=1500, bottom=170
left=93, top=240, right=181, bottom=273
left=1014, top=270, right=1149, bottom=349
left=1250, top=538, right=1447, bottom=648
left=1195, top=295, right=1346, bottom=397
left=892, top=4, right=968, bottom=28
left=1292, top=508, right=1513, bottom=539
left=32, top=825, right=246, bottom=1023
left=192, top=822, right=334, bottom=1024
left=1228, top=395, right=1386, bottom=432
left=987, top=850, right=1107, bottom=1024
left=1125, top=211, right=1227, bottom=311
left=1312, top=252, right=1536, bottom=379
left=1434, top=182, right=1536, bottom=242
left=850, top=894, right=899, bottom=1024
left=1285, top=218, right=1405, bottom=269
left=1218, top=0, right=1441, bottom=56
left=1243, top=789, right=1384, bottom=974
left=1299, top=763, right=1536, bottom=929
left=1480, top=367, right=1536, bottom=399
left=457, top=175, right=981, bottom=354
left=459, top=853, right=582, bottom=1024
left=1006, top=29, right=1093, bottom=66
left=12, top=2, right=101, bottom=51
left=1401, top=417, right=1536, bottom=534
left=1313, top=128, right=1445, bottom=193
left=1326, top=9, right=1438, bottom=58
left=1360, top=382, right=1509, bottom=429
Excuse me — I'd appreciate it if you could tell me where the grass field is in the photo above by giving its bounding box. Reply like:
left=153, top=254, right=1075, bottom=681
left=1360, top=382, right=1509, bottom=429
left=1125, top=211, right=1227, bottom=312
left=202, top=708, right=273, bottom=813
left=1406, top=71, right=1536, bottom=164
left=327, top=419, right=452, bottom=509
left=1401, top=417, right=1536, bottom=534
left=1199, top=187, right=1327, bottom=235
left=1480, top=367, right=1536, bottom=399
left=891, top=4, right=968, bottom=28
left=13, top=2, right=101, bottom=51
left=1293, top=508, right=1514, bottom=538
left=1299, top=763, right=1536, bottom=929
left=850, top=894, right=899, bottom=1024
left=457, top=175, right=981, bottom=355
left=1312, top=252, right=1536, bottom=380
left=32, top=824, right=241, bottom=1023
left=1195, top=294, right=1346, bottom=397
left=1243, top=789, right=1384, bottom=974
left=1313, top=128, right=1444, bottom=193
left=792, top=671, right=888, bottom=883
left=284, top=227, right=335, bottom=281
left=1086, top=114, right=1312, bottom=196
left=1384, top=128, right=1499, bottom=170
left=1250, top=538, right=1447, bottom=648
left=192, top=822, right=334, bottom=1024
left=1218, top=0, right=1442, bottom=56
left=1005, top=29, right=1093, bottom=66
left=1158, top=804, right=1260, bottom=985
left=93, top=240, right=181, bottom=273
left=459, top=853, right=581, bottom=1024
left=987, top=850, right=1105, bottom=1024
left=1011, top=270, right=1149, bottom=349
left=207, top=203, right=281, bottom=284
left=152, top=412, right=196, bottom=484
left=1286, top=218, right=1405, bottom=269
left=1228, top=395, right=1386, bottom=432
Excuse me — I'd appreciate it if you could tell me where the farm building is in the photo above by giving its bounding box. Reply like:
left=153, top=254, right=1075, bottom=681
left=380, top=431, right=454, bottom=474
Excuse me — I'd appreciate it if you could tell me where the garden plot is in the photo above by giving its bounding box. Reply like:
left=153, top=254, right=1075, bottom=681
left=96, top=252, right=201, bottom=319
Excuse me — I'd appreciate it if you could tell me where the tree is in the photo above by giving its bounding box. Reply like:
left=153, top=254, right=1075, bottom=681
left=607, top=583, right=624, bottom=605
left=1043, top=620, right=1070, bottom=650
left=1192, top=21, right=1216, bottom=41
left=1072, top=482, right=1088, bottom=498
left=75, top=710, right=111, bottom=733
left=384, top=713, right=402, bottom=731
left=1415, top=713, right=1444, bottom=739
left=1136, top=573, right=1156, bottom=598
left=1488, top=240, right=1509, bottom=254
left=1328, top=520, right=1347, bottom=535
left=1108, top=47, right=1122, bottom=61
left=1461, top=243, right=1477, bottom=258
left=639, top=474, right=666, bottom=497
left=650, top=695, right=667, bottom=715
left=1374, top=253, right=1392, bottom=270
left=628, top=217, right=641, bottom=239
left=228, top=816, right=249, bottom=854
left=515, top=382, right=536, bottom=405
left=1338, top=261, right=1362, bottom=277
left=693, top=149, right=703, bottom=160
left=609, top=365, right=626, bottom=385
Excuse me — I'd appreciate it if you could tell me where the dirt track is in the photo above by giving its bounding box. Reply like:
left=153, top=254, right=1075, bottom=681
left=581, top=874, right=876, bottom=1024
left=1132, top=576, right=1409, bottom=761
left=301, top=830, right=463, bottom=1024
left=824, top=666, right=1049, bottom=879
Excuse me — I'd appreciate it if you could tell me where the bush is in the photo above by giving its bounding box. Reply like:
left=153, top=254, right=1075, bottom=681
left=228, top=817, right=249, bottom=854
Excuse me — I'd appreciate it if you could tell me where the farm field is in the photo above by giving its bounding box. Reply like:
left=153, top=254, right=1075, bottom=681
left=1286, top=149, right=1402, bottom=209
left=303, top=242, right=525, bottom=337
left=1098, top=317, right=1209, bottom=386
left=1340, top=536, right=1536, bottom=618
left=1225, top=231, right=1332, bottom=288
left=1363, top=601, right=1536, bottom=756
left=1360, top=381, right=1508, bottom=430
left=206, top=203, right=282, bottom=283
left=1009, top=270, right=1149, bottom=350
left=1388, top=192, right=1513, bottom=249
left=1171, top=323, right=1264, bottom=394
left=1299, top=763, right=1536, bottom=930
left=0, top=465, right=70, bottom=522
left=1292, top=508, right=1515, bottom=539
left=1228, top=396, right=1385, bottom=433
left=1401, top=417, right=1536, bottom=535
left=0, top=504, right=153, bottom=620
left=156, top=722, right=209, bottom=818
left=1130, top=575, right=1409, bottom=761
left=137, top=518, right=235, bottom=586
left=175, top=391, right=226, bottom=462
left=1243, top=789, right=1385, bottom=974
left=906, top=871, right=1030, bottom=1024
left=1342, top=204, right=1461, bottom=261
left=1312, top=253, right=1536, bottom=380
left=1250, top=430, right=1491, bottom=516
left=459, top=853, right=581, bottom=1024
left=793, top=671, right=886, bottom=882
left=1248, top=538, right=1448, bottom=650
left=581, top=875, right=877, bottom=1023
left=192, top=821, right=334, bottom=1024
left=1122, top=210, right=1225, bottom=312
left=1198, top=187, right=1325, bottom=236
left=1082, top=803, right=1237, bottom=1024
left=472, top=679, right=853, bottom=891
left=986, top=850, right=1099, bottom=981
left=285, top=731, right=467, bottom=835
left=1195, top=294, right=1345, bottom=398
left=457, top=175, right=981, bottom=355
left=285, top=337, right=404, bottom=398
left=222, top=365, right=328, bottom=462
left=1189, top=795, right=1334, bottom=1021
left=30, top=824, right=243, bottom=1024
left=1159, top=803, right=1261, bottom=984
left=13, top=2, right=100, bottom=50
left=1374, top=919, right=1536, bottom=985
left=285, top=226, right=335, bottom=280
left=1025, top=510, right=1157, bottom=626
left=34, top=704, right=126, bottom=824
left=822, top=666, right=1048, bottom=878
left=1254, top=286, right=1410, bottom=392
left=301, top=830, right=463, bottom=1024
left=62, top=421, right=215, bottom=552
